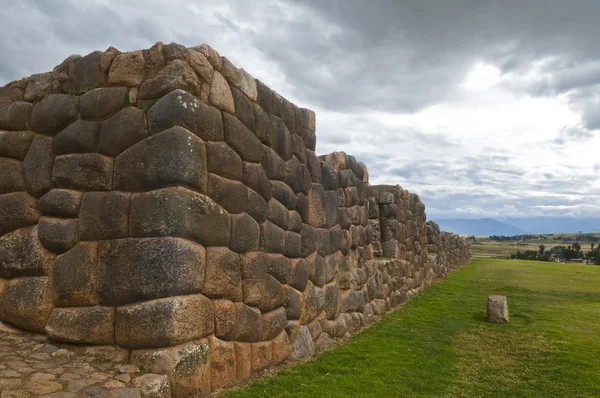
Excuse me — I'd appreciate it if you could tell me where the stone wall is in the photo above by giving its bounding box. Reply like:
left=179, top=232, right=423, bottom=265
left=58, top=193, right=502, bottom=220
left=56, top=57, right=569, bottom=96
left=0, top=42, right=470, bottom=397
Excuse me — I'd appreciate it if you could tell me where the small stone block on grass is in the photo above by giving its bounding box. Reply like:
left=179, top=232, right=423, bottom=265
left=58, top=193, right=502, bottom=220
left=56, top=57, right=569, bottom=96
left=487, top=295, right=509, bottom=323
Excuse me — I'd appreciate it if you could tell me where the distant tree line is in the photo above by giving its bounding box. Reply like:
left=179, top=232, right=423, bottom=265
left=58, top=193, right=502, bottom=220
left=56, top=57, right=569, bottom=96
left=510, top=242, right=600, bottom=265
left=490, top=234, right=548, bottom=241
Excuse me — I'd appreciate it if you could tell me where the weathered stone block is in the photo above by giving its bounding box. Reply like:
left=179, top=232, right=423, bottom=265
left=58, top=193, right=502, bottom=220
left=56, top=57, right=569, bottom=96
left=271, top=181, right=297, bottom=210
left=270, top=115, right=292, bottom=161
left=245, top=189, right=268, bottom=224
left=266, top=254, right=290, bottom=284
left=189, top=49, right=214, bottom=83
left=148, top=89, right=224, bottom=141
left=487, top=295, right=509, bottom=323
left=259, top=220, right=285, bottom=254
left=271, top=330, right=292, bottom=366
left=131, top=340, right=211, bottom=397
left=39, top=189, right=82, bottom=218
left=0, top=157, right=25, bottom=194
left=261, top=145, right=285, bottom=181
left=253, top=102, right=272, bottom=146
left=65, top=49, right=119, bottom=92
left=80, top=87, right=128, bottom=121
left=0, top=130, right=35, bottom=160
left=25, top=73, right=53, bottom=103
left=129, top=186, right=230, bottom=247
left=52, top=242, right=99, bottom=307
left=209, top=70, right=235, bottom=114
left=299, top=281, right=320, bottom=324
left=138, top=59, right=201, bottom=100
left=30, top=94, right=78, bottom=136
left=241, top=252, right=285, bottom=312
left=268, top=199, right=290, bottom=230
left=283, top=156, right=303, bottom=194
left=53, top=153, right=113, bottom=191
left=229, top=213, right=260, bottom=253
left=108, top=51, right=145, bottom=86
left=250, top=341, right=271, bottom=373
left=1, top=276, right=53, bottom=333
left=209, top=336, right=237, bottom=390
left=46, top=306, right=115, bottom=345
left=79, top=191, right=130, bottom=241
left=54, top=120, right=101, bottom=154
left=287, top=259, right=308, bottom=291
left=97, top=237, right=205, bottom=305
left=306, top=184, right=327, bottom=228
left=23, top=134, right=55, bottom=197
left=203, top=247, right=242, bottom=301
left=284, top=285, right=302, bottom=320
left=98, top=106, right=148, bottom=157
left=113, top=126, right=206, bottom=192
left=243, top=162, right=272, bottom=202
left=116, top=294, right=213, bottom=348
left=207, top=173, right=248, bottom=215
left=289, top=325, right=314, bottom=360
left=206, top=141, right=242, bottom=180
left=0, top=101, right=33, bottom=130
left=261, top=306, right=287, bottom=341
left=0, top=226, right=53, bottom=279
left=324, top=283, right=341, bottom=320
left=232, top=86, right=255, bottom=132
left=38, top=217, right=79, bottom=254
left=223, top=113, right=262, bottom=162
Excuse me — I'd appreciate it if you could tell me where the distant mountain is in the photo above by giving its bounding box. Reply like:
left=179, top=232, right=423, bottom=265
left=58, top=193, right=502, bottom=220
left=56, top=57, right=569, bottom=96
left=501, top=217, right=600, bottom=234
left=435, top=218, right=526, bottom=236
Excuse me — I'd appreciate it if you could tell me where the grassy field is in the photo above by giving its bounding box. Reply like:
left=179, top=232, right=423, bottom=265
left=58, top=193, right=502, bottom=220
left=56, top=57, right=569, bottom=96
left=220, top=259, right=600, bottom=398
left=470, top=233, right=599, bottom=259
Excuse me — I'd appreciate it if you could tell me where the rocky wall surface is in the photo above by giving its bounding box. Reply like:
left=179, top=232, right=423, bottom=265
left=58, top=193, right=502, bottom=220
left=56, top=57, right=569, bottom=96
left=0, top=41, right=471, bottom=397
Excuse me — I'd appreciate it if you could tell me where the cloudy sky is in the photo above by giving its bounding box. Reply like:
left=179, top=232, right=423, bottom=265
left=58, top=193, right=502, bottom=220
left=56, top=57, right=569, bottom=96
left=2, top=0, right=599, bottom=220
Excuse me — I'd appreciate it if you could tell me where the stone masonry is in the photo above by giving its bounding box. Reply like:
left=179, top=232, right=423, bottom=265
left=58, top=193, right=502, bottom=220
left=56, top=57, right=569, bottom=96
left=0, top=41, right=471, bottom=397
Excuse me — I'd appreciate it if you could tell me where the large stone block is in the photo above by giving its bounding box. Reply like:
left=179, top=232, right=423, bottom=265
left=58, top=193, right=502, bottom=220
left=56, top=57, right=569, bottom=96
left=129, top=186, right=230, bottom=247
left=52, top=242, right=99, bottom=307
left=148, top=89, right=224, bottom=141
left=38, top=217, right=79, bottom=254
left=232, top=86, right=255, bottom=132
left=283, top=156, right=303, bottom=194
left=324, top=283, right=341, bottom=320
left=138, top=59, right=201, bottom=100
left=30, top=94, right=78, bottom=136
left=79, top=87, right=128, bottom=121
left=234, top=342, right=251, bottom=381
left=206, top=141, right=242, bottom=180
left=52, top=153, right=113, bottom=191
left=241, top=252, right=285, bottom=312
left=250, top=341, right=271, bottom=373
left=223, top=113, right=262, bottom=163
left=245, top=189, right=268, bottom=224
left=221, top=58, right=258, bottom=101
left=270, top=115, right=292, bottom=161
left=108, top=51, right=145, bottom=86
left=229, top=213, right=260, bottom=253
left=65, top=49, right=119, bottom=92
left=0, top=157, right=25, bottom=194
left=261, top=306, right=287, bottom=341
left=254, top=102, right=272, bottom=146
left=266, top=254, right=290, bottom=284
left=306, top=184, right=327, bottom=228
left=131, top=340, right=211, bottom=397
left=209, top=336, right=237, bottom=390
left=97, top=237, right=205, bottom=305
left=0, top=130, right=35, bottom=160
left=207, top=173, right=247, bottom=214
left=267, top=198, right=290, bottom=230
left=45, top=306, right=115, bottom=345
left=261, top=145, right=285, bottom=181
left=39, top=189, right=82, bottom=218
left=0, top=226, right=53, bottom=279
left=0, top=101, right=33, bottom=130
left=189, top=49, right=214, bottom=84
left=116, top=294, right=213, bottom=349
left=209, top=70, right=235, bottom=114
left=259, top=220, right=285, bottom=254
left=269, top=332, right=291, bottom=368
left=299, top=281, right=320, bottom=324
left=289, top=325, right=314, bottom=360
left=79, top=191, right=130, bottom=241
left=306, top=252, right=326, bottom=288
left=22, top=134, right=55, bottom=197
left=271, top=181, right=297, bottom=210
left=213, top=300, right=262, bottom=342
left=113, top=126, right=207, bottom=192
left=1, top=276, right=53, bottom=333
left=98, top=106, right=148, bottom=157
left=243, top=162, right=272, bottom=202
left=54, top=120, right=101, bottom=154
left=203, top=247, right=242, bottom=301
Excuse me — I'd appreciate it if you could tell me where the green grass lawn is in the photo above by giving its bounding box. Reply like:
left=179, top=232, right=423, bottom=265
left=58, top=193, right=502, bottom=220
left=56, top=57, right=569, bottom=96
left=220, top=259, right=600, bottom=398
